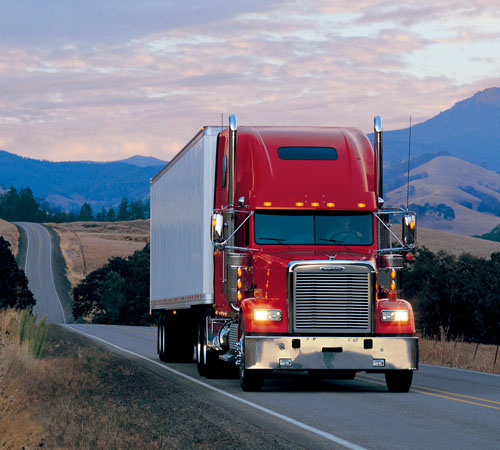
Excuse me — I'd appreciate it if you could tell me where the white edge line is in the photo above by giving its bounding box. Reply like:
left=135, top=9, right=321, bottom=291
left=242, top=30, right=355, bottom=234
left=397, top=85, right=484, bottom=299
left=64, top=325, right=367, bottom=450
left=420, top=363, right=500, bottom=377
left=42, top=224, right=66, bottom=324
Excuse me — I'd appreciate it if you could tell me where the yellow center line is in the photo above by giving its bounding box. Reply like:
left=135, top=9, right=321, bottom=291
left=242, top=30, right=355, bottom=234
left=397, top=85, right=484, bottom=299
left=357, top=375, right=500, bottom=411
left=36, top=227, right=42, bottom=285
left=360, top=374, right=500, bottom=405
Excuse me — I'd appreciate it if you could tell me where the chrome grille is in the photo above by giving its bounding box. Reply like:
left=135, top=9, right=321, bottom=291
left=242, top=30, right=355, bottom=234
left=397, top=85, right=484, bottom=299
left=293, top=268, right=371, bottom=333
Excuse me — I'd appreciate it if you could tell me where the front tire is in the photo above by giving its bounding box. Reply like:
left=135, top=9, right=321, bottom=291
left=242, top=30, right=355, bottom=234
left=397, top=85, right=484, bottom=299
left=385, top=370, right=413, bottom=393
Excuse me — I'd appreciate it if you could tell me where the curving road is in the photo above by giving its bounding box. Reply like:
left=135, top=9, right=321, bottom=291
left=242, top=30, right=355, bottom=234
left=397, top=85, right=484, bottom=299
left=16, top=222, right=66, bottom=324
left=17, top=224, right=500, bottom=448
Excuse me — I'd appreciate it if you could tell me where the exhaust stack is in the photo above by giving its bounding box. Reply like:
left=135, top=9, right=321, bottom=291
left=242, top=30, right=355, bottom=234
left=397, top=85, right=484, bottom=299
left=228, top=114, right=237, bottom=207
left=374, top=116, right=383, bottom=202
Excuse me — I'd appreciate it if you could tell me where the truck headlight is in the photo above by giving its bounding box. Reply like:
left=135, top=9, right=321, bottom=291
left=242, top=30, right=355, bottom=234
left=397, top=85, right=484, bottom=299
left=381, top=310, right=409, bottom=322
left=253, top=309, right=282, bottom=321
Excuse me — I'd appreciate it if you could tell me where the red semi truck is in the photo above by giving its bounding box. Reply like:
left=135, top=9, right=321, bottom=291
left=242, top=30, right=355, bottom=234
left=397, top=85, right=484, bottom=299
left=150, top=116, right=418, bottom=392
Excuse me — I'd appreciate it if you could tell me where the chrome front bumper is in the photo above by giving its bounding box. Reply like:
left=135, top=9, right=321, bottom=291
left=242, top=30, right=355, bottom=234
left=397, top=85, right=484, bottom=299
left=244, top=336, right=418, bottom=371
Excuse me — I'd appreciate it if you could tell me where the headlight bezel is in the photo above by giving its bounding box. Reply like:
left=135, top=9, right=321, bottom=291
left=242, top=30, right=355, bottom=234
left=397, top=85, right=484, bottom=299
left=380, top=309, right=410, bottom=323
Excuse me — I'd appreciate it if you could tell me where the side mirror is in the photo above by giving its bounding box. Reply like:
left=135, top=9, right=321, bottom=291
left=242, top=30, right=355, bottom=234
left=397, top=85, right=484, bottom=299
left=211, top=213, right=224, bottom=242
left=402, top=213, right=416, bottom=246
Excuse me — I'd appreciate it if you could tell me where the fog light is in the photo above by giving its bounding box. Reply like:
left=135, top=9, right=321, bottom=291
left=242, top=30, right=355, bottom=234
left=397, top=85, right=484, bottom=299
left=373, top=359, right=385, bottom=367
left=253, top=309, right=282, bottom=321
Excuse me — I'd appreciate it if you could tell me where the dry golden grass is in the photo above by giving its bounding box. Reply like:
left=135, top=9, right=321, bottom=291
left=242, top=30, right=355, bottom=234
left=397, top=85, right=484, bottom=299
left=387, top=156, right=500, bottom=236
left=419, top=226, right=500, bottom=258
left=0, top=310, right=45, bottom=449
left=0, top=219, right=19, bottom=258
left=420, top=337, right=500, bottom=374
left=49, top=220, right=149, bottom=287
left=0, top=310, right=300, bottom=449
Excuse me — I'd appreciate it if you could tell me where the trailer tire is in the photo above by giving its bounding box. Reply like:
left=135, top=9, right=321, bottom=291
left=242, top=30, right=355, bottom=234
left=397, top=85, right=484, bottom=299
left=385, top=370, right=413, bottom=393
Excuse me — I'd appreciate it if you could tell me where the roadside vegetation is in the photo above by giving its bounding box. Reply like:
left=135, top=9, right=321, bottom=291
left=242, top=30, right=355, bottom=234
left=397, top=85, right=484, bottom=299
left=404, top=247, right=500, bottom=345
left=0, top=235, right=35, bottom=310
left=72, top=244, right=150, bottom=324
left=0, top=310, right=300, bottom=449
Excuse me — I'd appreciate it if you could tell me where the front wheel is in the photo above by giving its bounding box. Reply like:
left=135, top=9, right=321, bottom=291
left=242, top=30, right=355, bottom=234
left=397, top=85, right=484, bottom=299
left=385, top=370, right=413, bottom=393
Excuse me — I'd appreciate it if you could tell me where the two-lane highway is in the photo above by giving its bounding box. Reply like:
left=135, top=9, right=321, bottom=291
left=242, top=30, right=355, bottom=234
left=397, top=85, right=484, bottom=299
left=16, top=222, right=66, bottom=324
left=18, top=223, right=500, bottom=448
left=66, top=323, right=500, bottom=450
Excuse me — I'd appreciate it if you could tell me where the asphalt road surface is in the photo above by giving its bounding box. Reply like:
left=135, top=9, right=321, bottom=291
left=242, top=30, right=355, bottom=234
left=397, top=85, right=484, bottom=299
left=18, top=222, right=500, bottom=449
left=66, top=323, right=500, bottom=450
left=16, top=222, right=66, bottom=324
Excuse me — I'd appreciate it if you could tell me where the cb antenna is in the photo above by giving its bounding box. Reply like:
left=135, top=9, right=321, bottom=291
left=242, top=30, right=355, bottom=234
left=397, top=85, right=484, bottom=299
left=406, top=116, right=412, bottom=212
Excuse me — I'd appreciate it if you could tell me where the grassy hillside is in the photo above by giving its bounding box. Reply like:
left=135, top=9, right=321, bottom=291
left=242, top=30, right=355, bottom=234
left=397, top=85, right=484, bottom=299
left=418, top=226, right=500, bottom=258
left=386, top=156, right=500, bottom=235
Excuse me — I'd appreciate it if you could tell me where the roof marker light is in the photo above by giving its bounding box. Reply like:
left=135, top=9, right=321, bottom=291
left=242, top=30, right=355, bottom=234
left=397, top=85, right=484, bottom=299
left=311, top=202, right=319, bottom=207
left=327, top=203, right=335, bottom=207
left=263, top=202, right=272, bottom=206
left=358, top=203, right=366, bottom=208
left=295, top=202, right=304, bottom=207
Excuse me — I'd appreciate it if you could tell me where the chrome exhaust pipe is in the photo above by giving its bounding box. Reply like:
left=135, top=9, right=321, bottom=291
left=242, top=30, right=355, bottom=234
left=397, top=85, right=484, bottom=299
left=228, top=114, right=237, bottom=208
left=374, top=116, right=383, bottom=201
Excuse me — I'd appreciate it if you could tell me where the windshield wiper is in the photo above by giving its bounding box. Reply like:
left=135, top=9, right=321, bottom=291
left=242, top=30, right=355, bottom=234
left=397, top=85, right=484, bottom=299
left=318, top=238, right=345, bottom=244
left=258, top=237, right=286, bottom=243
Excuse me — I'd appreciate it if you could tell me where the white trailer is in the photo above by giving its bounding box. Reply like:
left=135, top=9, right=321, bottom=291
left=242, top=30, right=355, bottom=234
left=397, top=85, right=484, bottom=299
left=150, top=126, right=221, bottom=313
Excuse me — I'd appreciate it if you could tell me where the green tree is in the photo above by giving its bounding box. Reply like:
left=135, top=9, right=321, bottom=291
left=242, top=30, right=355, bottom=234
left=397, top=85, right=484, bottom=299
left=18, top=187, right=41, bottom=221
left=0, top=186, right=19, bottom=221
left=106, top=206, right=116, bottom=222
left=129, top=199, right=146, bottom=220
left=0, top=237, right=35, bottom=310
left=93, top=271, right=127, bottom=323
left=78, top=202, right=94, bottom=221
left=72, top=244, right=150, bottom=325
left=117, top=197, right=129, bottom=221
left=95, top=206, right=106, bottom=222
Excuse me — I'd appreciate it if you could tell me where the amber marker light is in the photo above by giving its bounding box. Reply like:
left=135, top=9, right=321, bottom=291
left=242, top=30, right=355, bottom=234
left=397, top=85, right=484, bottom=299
left=311, top=202, right=320, bottom=207
left=263, top=202, right=272, bottom=206
left=391, top=269, right=396, bottom=279
left=327, top=203, right=335, bottom=207
left=358, top=203, right=366, bottom=208
left=390, top=280, right=396, bottom=291
left=295, top=202, right=304, bottom=207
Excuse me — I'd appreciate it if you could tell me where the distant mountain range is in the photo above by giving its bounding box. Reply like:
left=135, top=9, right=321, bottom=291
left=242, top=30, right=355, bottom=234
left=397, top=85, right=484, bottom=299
left=1, top=87, right=500, bottom=236
left=376, top=87, right=500, bottom=170
left=0, top=151, right=167, bottom=210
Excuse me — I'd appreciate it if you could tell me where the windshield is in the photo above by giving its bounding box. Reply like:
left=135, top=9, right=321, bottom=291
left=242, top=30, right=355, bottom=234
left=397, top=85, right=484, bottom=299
left=254, top=211, right=373, bottom=246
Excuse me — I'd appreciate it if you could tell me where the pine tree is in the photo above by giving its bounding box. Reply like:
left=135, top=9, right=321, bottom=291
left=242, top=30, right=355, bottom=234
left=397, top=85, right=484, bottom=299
left=0, top=237, right=35, bottom=310
left=78, top=202, right=94, bottom=221
left=106, top=207, right=116, bottom=222
left=117, top=197, right=129, bottom=221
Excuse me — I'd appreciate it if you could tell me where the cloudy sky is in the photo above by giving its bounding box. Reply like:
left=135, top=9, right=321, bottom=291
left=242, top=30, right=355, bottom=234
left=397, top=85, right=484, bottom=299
left=1, top=0, right=499, bottom=162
